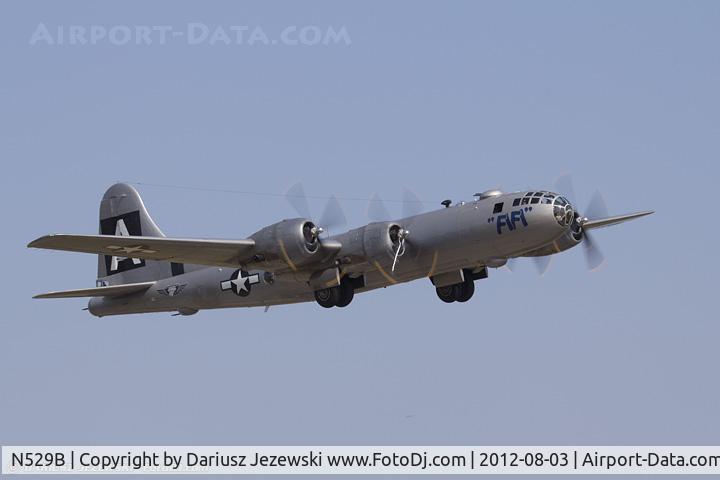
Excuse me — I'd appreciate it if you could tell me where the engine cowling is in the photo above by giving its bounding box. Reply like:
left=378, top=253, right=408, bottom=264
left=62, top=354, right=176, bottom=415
left=249, top=218, right=328, bottom=271
left=524, top=213, right=583, bottom=257
left=338, top=222, right=404, bottom=267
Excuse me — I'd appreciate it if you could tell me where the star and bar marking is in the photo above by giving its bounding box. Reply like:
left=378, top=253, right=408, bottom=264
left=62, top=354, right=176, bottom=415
left=221, top=269, right=260, bottom=297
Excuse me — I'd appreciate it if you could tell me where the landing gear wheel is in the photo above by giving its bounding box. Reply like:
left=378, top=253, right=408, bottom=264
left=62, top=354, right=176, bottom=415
left=456, top=278, right=475, bottom=302
left=436, top=279, right=475, bottom=303
left=335, top=282, right=355, bottom=308
left=436, top=285, right=457, bottom=303
left=315, top=287, right=341, bottom=308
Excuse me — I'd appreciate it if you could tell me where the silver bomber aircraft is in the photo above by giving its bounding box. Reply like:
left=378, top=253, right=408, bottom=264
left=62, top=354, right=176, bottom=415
left=28, top=182, right=652, bottom=316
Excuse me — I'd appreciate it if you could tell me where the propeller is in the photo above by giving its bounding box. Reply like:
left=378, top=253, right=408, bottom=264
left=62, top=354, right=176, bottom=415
left=505, top=257, right=518, bottom=272
left=319, top=195, right=347, bottom=232
left=532, top=255, right=553, bottom=275
left=505, top=256, right=553, bottom=275
left=552, top=175, right=607, bottom=271
left=577, top=190, right=609, bottom=270
left=367, top=187, right=426, bottom=222
left=401, top=188, right=425, bottom=218
left=553, top=173, right=577, bottom=205
left=286, top=182, right=313, bottom=220
left=584, top=189, right=609, bottom=219
left=367, top=193, right=392, bottom=222
left=285, top=182, right=348, bottom=240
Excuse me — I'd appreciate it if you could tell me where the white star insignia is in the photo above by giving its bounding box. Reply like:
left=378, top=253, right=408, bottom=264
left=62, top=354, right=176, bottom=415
left=221, top=270, right=260, bottom=295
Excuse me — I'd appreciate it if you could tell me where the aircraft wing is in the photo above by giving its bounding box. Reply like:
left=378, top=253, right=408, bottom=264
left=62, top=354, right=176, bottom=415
left=582, top=211, right=654, bottom=230
left=28, top=234, right=257, bottom=268
left=33, top=281, right=155, bottom=299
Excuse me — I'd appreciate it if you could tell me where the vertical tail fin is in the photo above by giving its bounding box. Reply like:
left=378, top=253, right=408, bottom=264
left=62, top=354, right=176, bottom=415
left=97, top=183, right=184, bottom=285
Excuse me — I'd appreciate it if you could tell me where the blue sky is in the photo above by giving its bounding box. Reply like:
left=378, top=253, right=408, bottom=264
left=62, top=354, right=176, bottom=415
left=1, top=0, right=719, bottom=472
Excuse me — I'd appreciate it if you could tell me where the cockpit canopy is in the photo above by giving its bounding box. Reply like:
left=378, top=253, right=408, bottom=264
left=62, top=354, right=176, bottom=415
left=511, top=191, right=562, bottom=207
left=510, top=191, right=575, bottom=226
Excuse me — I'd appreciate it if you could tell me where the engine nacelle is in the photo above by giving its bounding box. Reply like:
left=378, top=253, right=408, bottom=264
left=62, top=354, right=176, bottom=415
left=338, top=222, right=404, bottom=267
left=249, top=218, right=326, bottom=271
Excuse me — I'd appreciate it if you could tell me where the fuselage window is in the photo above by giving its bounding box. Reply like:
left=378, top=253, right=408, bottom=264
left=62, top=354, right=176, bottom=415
left=493, top=202, right=504, bottom=214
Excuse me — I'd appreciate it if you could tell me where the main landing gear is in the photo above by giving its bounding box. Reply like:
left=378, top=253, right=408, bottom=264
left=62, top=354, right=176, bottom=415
left=314, top=280, right=354, bottom=308
left=435, top=276, right=475, bottom=303
left=433, top=268, right=485, bottom=304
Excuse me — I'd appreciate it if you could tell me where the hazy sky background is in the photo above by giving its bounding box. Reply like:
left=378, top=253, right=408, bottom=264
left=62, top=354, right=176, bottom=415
left=1, top=0, right=719, bottom=478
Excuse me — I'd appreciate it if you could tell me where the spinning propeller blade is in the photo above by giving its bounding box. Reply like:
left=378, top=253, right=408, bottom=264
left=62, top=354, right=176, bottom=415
left=401, top=188, right=425, bottom=218
left=532, top=256, right=552, bottom=275
left=367, top=193, right=392, bottom=222
left=319, top=195, right=347, bottom=231
left=285, top=182, right=348, bottom=236
left=553, top=173, right=577, bottom=205
left=585, top=190, right=609, bottom=220
left=504, top=256, right=551, bottom=275
left=582, top=230, right=605, bottom=271
left=285, top=182, right=313, bottom=220
left=367, top=188, right=426, bottom=222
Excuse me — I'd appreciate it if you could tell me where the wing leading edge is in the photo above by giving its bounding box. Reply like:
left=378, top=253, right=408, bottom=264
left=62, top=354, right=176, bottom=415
left=28, top=234, right=257, bottom=268
left=582, top=210, right=654, bottom=230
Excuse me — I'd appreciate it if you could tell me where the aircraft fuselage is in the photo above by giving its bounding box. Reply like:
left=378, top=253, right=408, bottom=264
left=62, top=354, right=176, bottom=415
left=88, top=191, right=571, bottom=316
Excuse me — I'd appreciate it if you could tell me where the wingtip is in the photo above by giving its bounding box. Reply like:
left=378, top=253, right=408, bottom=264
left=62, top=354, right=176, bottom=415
left=32, top=290, right=62, bottom=299
left=27, top=234, right=58, bottom=248
left=27, top=237, right=44, bottom=248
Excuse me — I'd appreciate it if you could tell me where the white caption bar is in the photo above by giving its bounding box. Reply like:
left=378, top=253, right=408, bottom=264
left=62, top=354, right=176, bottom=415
left=2, top=446, right=720, bottom=475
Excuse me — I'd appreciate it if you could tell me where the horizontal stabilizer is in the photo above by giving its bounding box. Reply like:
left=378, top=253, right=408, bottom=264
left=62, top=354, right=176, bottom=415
left=582, top=210, right=654, bottom=230
left=33, top=281, right=155, bottom=299
left=28, top=234, right=256, bottom=268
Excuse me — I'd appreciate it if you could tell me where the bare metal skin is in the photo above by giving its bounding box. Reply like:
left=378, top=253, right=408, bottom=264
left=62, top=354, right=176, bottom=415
left=28, top=184, right=652, bottom=316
